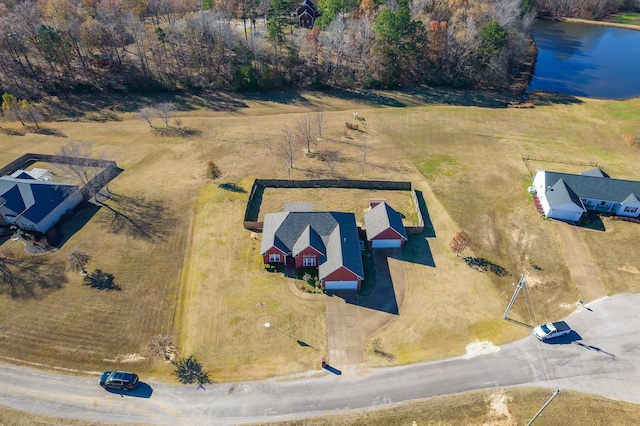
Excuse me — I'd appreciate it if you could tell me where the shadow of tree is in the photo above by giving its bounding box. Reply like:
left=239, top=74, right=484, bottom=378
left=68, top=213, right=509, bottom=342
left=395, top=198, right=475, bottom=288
left=0, top=128, right=25, bottom=136
left=83, top=268, right=121, bottom=291
left=152, top=127, right=202, bottom=138
left=97, top=191, right=176, bottom=242
left=218, top=182, right=247, bottom=193
left=0, top=252, right=67, bottom=299
left=464, top=256, right=511, bottom=276
left=30, top=127, right=67, bottom=137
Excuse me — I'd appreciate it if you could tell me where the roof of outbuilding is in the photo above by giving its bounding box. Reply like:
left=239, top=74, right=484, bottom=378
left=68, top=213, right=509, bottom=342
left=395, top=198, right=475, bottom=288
left=0, top=176, right=79, bottom=224
left=363, top=202, right=408, bottom=241
left=540, top=170, right=640, bottom=206
left=260, top=211, right=363, bottom=280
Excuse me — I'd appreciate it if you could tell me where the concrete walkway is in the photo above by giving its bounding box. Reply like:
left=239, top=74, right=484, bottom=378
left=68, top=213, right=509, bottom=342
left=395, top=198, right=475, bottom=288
left=553, top=221, right=607, bottom=303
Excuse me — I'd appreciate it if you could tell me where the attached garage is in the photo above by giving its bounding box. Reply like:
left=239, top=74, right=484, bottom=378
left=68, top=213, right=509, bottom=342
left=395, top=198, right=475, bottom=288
left=324, top=280, right=359, bottom=290
left=548, top=208, right=583, bottom=222
left=371, top=239, right=403, bottom=248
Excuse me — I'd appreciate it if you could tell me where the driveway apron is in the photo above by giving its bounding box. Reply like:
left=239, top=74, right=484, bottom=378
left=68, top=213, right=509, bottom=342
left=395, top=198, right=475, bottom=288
left=325, top=248, right=407, bottom=375
left=553, top=221, right=607, bottom=302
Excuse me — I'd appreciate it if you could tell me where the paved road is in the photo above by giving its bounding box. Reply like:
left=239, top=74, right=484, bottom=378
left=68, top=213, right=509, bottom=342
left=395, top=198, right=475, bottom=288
left=1, top=295, right=639, bottom=425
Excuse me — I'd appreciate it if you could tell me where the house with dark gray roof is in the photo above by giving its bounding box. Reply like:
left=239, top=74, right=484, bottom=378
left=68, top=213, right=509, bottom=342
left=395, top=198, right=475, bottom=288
left=296, top=0, right=321, bottom=28
left=260, top=210, right=364, bottom=290
left=0, top=169, right=82, bottom=233
left=364, top=201, right=408, bottom=248
left=532, top=168, right=640, bottom=222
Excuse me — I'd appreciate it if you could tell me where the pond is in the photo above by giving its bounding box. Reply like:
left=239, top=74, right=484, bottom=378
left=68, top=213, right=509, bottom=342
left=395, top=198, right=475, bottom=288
left=527, top=19, right=640, bottom=99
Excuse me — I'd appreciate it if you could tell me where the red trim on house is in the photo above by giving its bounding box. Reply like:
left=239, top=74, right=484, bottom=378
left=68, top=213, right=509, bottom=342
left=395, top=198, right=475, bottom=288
left=294, top=247, right=321, bottom=269
left=262, top=246, right=287, bottom=264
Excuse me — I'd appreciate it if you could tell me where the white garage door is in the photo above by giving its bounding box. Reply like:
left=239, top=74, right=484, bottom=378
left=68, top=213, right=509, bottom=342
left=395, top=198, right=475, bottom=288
left=371, top=239, right=402, bottom=248
left=324, top=281, right=358, bottom=290
left=549, top=209, right=582, bottom=222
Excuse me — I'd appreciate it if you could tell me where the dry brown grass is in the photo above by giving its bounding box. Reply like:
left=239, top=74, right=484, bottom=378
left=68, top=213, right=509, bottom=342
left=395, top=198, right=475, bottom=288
left=0, top=89, right=639, bottom=387
left=259, top=188, right=419, bottom=225
left=257, top=387, right=640, bottom=425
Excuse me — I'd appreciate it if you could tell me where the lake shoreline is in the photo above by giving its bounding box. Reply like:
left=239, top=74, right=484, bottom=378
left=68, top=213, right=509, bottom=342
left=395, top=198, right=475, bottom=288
left=545, top=16, right=640, bottom=32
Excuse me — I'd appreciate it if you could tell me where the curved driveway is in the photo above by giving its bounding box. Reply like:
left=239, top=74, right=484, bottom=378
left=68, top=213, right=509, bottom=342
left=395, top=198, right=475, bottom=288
left=1, top=294, right=639, bottom=425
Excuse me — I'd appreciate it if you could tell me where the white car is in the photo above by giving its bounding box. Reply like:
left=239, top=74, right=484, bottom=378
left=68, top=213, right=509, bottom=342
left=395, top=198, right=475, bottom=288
left=533, top=321, right=571, bottom=341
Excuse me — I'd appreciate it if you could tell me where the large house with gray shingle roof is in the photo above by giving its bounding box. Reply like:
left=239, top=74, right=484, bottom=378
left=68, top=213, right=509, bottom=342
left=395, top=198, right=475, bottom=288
left=0, top=169, right=82, bottom=233
left=364, top=201, right=408, bottom=248
left=260, top=208, right=364, bottom=290
left=532, top=168, right=640, bottom=222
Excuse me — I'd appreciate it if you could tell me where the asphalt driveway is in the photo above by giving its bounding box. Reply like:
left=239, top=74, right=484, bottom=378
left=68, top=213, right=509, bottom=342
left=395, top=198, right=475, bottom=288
left=325, top=248, right=407, bottom=374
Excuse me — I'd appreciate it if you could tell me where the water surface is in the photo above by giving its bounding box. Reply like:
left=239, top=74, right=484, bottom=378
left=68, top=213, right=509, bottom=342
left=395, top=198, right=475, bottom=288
left=527, top=20, right=640, bottom=99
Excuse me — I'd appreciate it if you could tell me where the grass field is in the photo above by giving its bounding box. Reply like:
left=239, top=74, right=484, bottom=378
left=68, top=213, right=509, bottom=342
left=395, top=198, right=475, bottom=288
left=609, top=12, right=640, bottom=26
left=0, top=89, right=640, bottom=387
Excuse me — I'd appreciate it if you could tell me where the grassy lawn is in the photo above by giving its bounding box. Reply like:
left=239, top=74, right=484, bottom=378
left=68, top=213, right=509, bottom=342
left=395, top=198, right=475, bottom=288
left=609, top=12, right=640, bottom=26
left=259, top=387, right=640, bottom=425
left=0, top=89, right=639, bottom=389
left=259, top=188, right=419, bottom=225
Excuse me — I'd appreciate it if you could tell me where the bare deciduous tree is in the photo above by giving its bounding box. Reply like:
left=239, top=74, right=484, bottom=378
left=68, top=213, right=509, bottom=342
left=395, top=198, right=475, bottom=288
left=360, top=121, right=369, bottom=176
left=53, top=141, right=111, bottom=201
left=317, top=148, right=342, bottom=176
left=274, top=125, right=303, bottom=179
left=450, top=230, right=470, bottom=257
left=296, top=113, right=316, bottom=153
left=66, top=247, right=91, bottom=273
left=156, top=101, right=175, bottom=127
left=21, top=99, right=42, bottom=129
left=136, top=106, right=156, bottom=127
left=147, top=334, right=177, bottom=361
left=313, top=108, right=325, bottom=139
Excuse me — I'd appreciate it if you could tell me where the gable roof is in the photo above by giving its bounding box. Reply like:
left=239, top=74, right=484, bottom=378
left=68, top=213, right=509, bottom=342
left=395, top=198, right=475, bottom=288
left=292, top=224, right=325, bottom=256
left=623, top=193, right=640, bottom=205
left=539, top=170, right=640, bottom=205
left=298, top=0, right=317, bottom=11
left=546, top=178, right=584, bottom=210
left=580, top=168, right=610, bottom=178
left=364, top=202, right=408, bottom=241
left=260, top=211, right=363, bottom=280
left=0, top=176, right=79, bottom=224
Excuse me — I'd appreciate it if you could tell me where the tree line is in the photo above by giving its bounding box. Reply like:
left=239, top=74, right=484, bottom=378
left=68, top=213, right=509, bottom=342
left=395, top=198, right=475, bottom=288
left=0, top=0, right=635, bottom=100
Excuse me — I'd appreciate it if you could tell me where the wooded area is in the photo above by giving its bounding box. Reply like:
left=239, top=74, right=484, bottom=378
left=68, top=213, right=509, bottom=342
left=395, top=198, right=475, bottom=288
left=0, top=0, right=636, bottom=99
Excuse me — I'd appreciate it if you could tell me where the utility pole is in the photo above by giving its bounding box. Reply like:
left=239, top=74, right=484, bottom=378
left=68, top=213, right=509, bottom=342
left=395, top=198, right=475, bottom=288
left=528, top=388, right=560, bottom=425
left=503, top=274, right=526, bottom=319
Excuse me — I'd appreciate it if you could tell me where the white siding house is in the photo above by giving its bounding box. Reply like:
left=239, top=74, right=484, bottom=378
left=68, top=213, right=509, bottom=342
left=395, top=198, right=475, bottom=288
left=533, top=169, right=640, bottom=222
left=0, top=170, right=82, bottom=233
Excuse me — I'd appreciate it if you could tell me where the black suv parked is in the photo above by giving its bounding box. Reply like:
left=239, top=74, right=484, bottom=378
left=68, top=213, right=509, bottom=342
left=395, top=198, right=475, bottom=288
left=99, top=371, right=139, bottom=390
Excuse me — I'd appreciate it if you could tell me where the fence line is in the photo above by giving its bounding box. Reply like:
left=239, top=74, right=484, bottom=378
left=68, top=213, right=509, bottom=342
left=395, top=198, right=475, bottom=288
left=243, top=179, right=423, bottom=233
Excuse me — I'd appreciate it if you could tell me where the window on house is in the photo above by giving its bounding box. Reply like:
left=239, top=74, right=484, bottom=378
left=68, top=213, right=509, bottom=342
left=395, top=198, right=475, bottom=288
left=269, top=253, right=281, bottom=262
left=600, top=201, right=606, bottom=205
left=303, top=257, right=316, bottom=267
left=624, top=206, right=638, bottom=213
